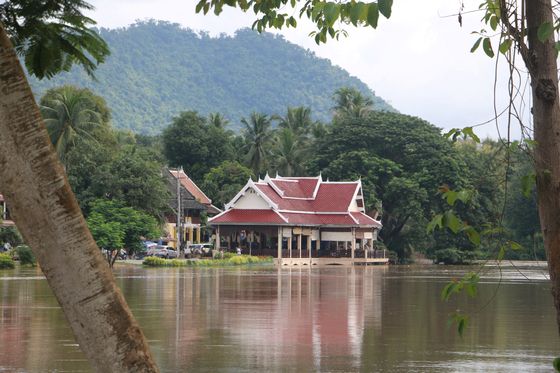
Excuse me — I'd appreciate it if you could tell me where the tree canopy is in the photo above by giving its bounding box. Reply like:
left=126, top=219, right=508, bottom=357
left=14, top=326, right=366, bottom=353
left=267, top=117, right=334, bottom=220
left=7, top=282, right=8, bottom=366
left=0, top=0, right=110, bottom=80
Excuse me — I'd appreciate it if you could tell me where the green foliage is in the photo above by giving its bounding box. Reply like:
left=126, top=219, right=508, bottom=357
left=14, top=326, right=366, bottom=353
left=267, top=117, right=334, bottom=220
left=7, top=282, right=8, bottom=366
left=0, top=225, right=23, bottom=246
left=307, top=111, right=466, bottom=260
left=162, top=110, right=235, bottom=183
left=240, top=111, right=274, bottom=178
left=0, top=254, right=16, bottom=269
left=441, top=272, right=480, bottom=338
left=39, top=85, right=109, bottom=165
left=195, top=0, right=393, bottom=44
left=0, top=0, right=110, bottom=80
left=142, top=256, right=167, bottom=266
left=142, top=255, right=273, bottom=266
left=15, top=245, right=36, bottom=267
left=87, top=199, right=161, bottom=253
left=66, top=140, right=171, bottom=219
left=27, top=21, right=396, bottom=134
left=201, top=161, right=254, bottom=209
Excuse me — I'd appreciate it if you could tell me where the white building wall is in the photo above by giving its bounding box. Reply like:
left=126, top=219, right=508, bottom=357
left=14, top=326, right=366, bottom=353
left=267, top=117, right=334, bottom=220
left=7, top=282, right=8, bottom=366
left=233, top=189, right=271, bottom=209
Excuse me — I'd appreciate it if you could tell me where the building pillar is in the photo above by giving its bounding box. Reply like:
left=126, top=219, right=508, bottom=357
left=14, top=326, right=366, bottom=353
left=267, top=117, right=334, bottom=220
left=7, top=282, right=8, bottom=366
left=298, top=234, right=302, bottom=258
left=189, top=228, right=194, bottom=243
left=196, top=228, right=201, bottom=244
left=216, top=226, right=220, bottom=251
left=351, top=228, right=356, bottom=259
left=227, top=235, right=231, bottom=252
left=249, top=231, right=253, bottom=256
left=307, top=235, right=312, bottom=259
left=288, top=235, right=292, bottom=258
left=277, top=227, right=282, bottom=260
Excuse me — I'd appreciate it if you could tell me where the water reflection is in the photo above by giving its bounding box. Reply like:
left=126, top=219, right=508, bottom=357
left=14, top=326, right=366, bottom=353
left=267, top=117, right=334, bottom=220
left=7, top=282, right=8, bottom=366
left=0, top=264, right=558, bottom=372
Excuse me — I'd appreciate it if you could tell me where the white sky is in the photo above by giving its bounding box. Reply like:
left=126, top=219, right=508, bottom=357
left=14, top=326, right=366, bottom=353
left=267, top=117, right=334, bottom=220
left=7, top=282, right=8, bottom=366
left=84, top=0, right=532, bottom=140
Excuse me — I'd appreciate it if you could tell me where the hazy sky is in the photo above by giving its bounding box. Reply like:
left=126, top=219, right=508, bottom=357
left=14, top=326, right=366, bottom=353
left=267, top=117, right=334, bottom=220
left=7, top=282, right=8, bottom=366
left=84, top=0, right=530, bottom=140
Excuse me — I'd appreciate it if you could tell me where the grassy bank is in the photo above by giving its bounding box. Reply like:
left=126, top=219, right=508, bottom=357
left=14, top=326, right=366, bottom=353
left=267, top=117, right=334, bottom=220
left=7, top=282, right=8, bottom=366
left=142, top=254, right=273, bottom=267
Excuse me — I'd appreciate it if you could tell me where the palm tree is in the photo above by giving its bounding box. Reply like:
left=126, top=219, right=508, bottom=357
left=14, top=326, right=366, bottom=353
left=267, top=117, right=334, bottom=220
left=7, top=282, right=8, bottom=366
left=112, top=129, right=136, bottom=152
left=40, top=85, right=108, bottom=165
left=272, top=105, right=314, bottom=136
left=208, top=111, right=230, bottom=130
left=268, top=128, right=308, bottom=177
left=240, top=111, right=273, bottom=178
left=0, top=21, right=158, bottom=372
left=330, top=87, right=375, bottom=120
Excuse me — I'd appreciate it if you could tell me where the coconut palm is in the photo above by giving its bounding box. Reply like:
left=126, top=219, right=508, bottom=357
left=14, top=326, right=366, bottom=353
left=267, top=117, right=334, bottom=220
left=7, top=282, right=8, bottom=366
left=112, top=129, right=136, bottom=152
left=40, top=85, right=108, bottom=165
left=0, top=18, right=158, bottom=373
left=240, top=111, right=273, bottom=178
left=330, top=87, right=375, bottom=120
left=208, top=111, right=230, bottom=130
left=272, top=105, right=314, bottom=136
left=268, top=128, right=308, bottom=177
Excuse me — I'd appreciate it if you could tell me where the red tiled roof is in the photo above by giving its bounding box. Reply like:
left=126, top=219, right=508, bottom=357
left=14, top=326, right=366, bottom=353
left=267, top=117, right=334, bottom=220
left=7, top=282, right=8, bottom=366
left=0, top=195, right=4, bottom=202
left=210, top=209, right=286, bottom=224
left=350, top=212, right=382, bottom=226
left=254, top=181, right=358, bottom=213
left=170, top=170, right=212, bottom=205
left=269, top=179, right=307, bottom=198
left=212, top=176, right=381, bottom=229
left=311, top=183, right=357, bottom=212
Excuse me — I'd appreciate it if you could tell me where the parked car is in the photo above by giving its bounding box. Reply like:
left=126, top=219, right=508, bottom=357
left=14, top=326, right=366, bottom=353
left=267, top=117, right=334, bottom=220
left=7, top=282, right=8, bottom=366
left=151, top=245, right=179, bottom=259
left=189, top=243, right=211, bottom=255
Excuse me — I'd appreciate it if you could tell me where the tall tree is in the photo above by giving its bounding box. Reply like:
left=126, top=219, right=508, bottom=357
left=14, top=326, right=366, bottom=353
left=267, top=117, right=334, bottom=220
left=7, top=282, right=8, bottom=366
left=0, top=4, right=159, bottom=372
left=272, top=105, right=314, bottom=136
left=307, top=112, right=467, bottom=260
left=240, top=111, right=273, bottom=178
left=201, top=160, right=255, bottom=209
left=39, top=85, right=108, bottom=165
left=268, top=127, right=308, bottom=177
left=208, top=111, right=229, bottom=130
left=330, top=87, right=374, bottom=120
left=162, top=110, right=234, bottom=183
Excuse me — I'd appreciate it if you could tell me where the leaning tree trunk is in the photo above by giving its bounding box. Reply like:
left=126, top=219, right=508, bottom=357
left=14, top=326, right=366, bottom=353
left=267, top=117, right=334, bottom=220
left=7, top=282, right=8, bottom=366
left=0, top=23, right=159, bottom=372
left=526, top=1, right=560, bottom=336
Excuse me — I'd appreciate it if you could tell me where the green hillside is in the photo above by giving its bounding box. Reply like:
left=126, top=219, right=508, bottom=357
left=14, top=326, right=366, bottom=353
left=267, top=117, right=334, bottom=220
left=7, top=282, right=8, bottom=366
left=28, top=20, right=397, bottom=134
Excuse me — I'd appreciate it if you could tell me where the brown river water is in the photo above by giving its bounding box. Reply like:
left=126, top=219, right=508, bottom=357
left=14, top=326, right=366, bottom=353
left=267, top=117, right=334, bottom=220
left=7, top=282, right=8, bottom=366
left=0, top=263, right=558, bottom=372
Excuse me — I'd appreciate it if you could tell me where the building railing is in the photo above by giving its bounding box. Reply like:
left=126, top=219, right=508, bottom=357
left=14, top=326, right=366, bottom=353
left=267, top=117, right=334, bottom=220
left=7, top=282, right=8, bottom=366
left=217, top=247, right=388, bottom=260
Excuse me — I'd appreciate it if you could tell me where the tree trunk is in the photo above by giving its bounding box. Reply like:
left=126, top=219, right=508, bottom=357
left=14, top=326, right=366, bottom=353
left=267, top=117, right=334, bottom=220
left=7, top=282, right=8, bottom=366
left=0, top=23, right=159, bottom=372
left=526, top=1, right=560, bottom=336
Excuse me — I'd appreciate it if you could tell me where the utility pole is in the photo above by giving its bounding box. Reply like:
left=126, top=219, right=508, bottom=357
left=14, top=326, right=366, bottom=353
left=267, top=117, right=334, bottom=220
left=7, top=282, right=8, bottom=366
left=176, top=167, right=182, bottom=257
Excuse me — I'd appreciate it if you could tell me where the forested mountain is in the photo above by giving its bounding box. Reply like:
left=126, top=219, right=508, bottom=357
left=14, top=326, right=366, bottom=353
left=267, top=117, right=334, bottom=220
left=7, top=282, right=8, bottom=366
left=28, top=20, right=396, bottom=134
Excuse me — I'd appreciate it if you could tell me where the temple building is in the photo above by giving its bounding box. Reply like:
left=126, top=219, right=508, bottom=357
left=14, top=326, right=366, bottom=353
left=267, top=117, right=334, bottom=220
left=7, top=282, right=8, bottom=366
left=208, top=174, right=387, bottom=265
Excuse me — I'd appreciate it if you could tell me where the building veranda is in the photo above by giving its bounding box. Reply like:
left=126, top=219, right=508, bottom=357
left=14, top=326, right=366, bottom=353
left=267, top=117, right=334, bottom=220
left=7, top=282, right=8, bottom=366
left=208, top=174, right=388, bottom=266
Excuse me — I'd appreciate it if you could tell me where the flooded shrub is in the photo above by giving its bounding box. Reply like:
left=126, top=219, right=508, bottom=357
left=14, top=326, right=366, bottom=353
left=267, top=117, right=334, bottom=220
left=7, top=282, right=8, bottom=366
left=143, top=257, right=167, bottom=266
left=228, top=256, right=247, bottom=265
left=247, top=255, right=258, bottom=263
left=0, top=254, right=15, bottom=269
left=16, top=245, right=36, bottom=267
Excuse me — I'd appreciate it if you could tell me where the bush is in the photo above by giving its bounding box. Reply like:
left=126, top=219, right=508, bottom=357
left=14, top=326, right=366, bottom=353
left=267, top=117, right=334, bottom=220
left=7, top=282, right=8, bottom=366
left=143, top=256, right=167, bottom=266
left=16, top=245, right=36, bottom=267
left=228, top=255, right=247, bottom=265
left=0, top=254, right=15, bottom=269
left=247, top=255, right=258, bottom=263
left=142, top=254, right=273, bottom=267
